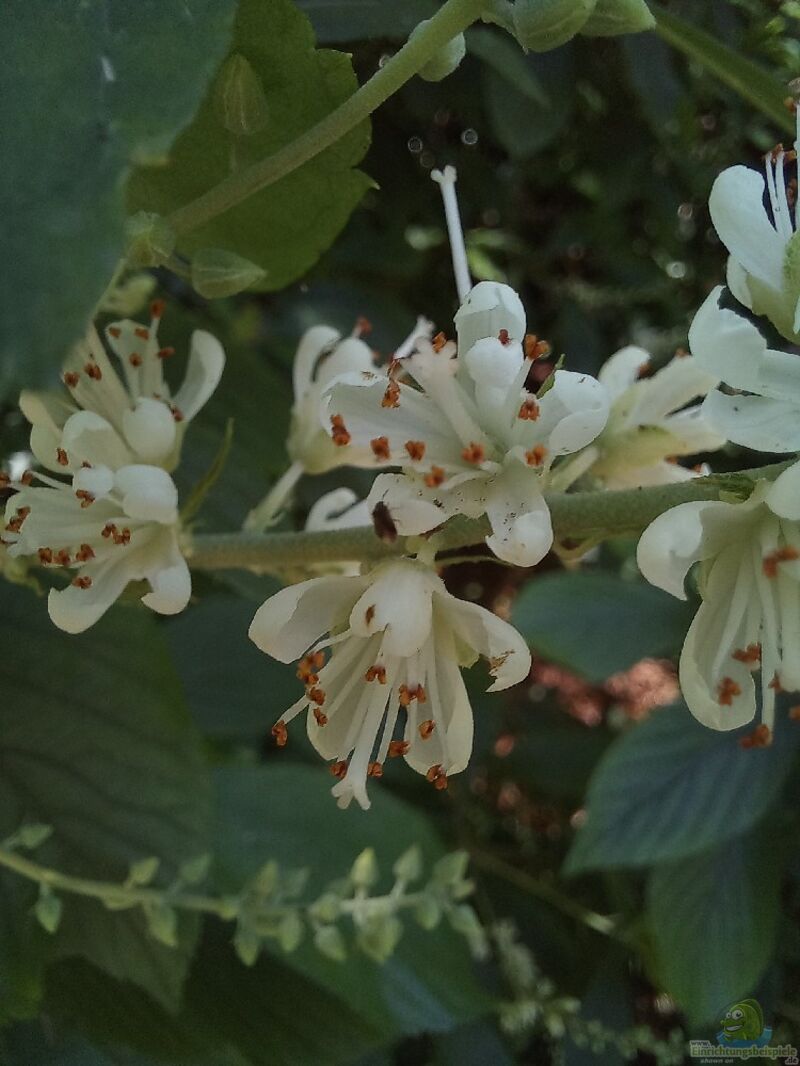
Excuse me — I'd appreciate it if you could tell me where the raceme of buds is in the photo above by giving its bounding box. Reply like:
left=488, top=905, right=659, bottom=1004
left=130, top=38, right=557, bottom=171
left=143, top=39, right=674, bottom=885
left=20, top=303, right=225, bottom=472
left=248, top=557, right=531, bottom=810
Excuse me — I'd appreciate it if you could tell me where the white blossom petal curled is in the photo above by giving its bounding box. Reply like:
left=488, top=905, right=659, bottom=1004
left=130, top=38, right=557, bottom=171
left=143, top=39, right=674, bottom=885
left=637, top=474, right=800, bottom=739
left=4, top=462, right=192, bottom=634
left=249, top=558, right=531, bottom=809
left=485, top=460, right=553, bottom=568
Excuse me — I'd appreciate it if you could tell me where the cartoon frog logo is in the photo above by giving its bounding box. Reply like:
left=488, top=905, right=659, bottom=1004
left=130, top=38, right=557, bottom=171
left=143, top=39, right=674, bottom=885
left=718, top=999, right=768, bottom=1046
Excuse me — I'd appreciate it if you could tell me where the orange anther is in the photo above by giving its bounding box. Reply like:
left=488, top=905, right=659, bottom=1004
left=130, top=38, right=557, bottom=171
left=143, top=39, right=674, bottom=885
left=763, top=546, right=799, bottom=577
left=370, top=436, right=390, bottom=460
left=308, top=687, right=326, bottom=706
left=388, top=740, right=409, bottom=758
left=418, top=719, right=435, bottom=739
left=330, top=414, right=351, bottom=446
left=272, top=721, right=288, bottom=747
left=461, top=442, right=485, bottom=465
left=54, top=549, right=71, bottom=566
left=524, top=335, right=550, bottom=360
left=732, top=643, right=761, bottom=664
left=525, top=445, right=548, bottom=467
left=424, top=465, right=445, bottom=488
left=150, top=299, right=166, bottom=318
left=107, top=326, right=122, bottom=339
left=739, top=724, right=772, bottom=749
left=405, top=440, right=426, bottom=461
left=330, top=760, right=348, bottom=778
left=56, top=448, right=69, bottom=466
left=365, top=665, right=387, bottom=684
left=367, top=761, right=383, bottom=778
left=134, top=327, right=149, bottom=341
left=170, top=405, right=184, bottom=423
left=75, top=489, right=95, bottom=508
left=717, top=677, right=741, bottom=706
left=129, top=353, right=142, bottom=368
left=157, top=347, right=175, bottom=360
left=75, top=543, right=95, bottom=562
left=313, top=707, right=328, bottom=727
left=498, top=329, right=510, bottom=345
left=63, top=371, right=80, bottom=388
left=518, top=398, right=540, bottom=421
left=382, top=380, right=401, bottom=409
left=72, top=575, right=92, bottom=589
left=84, top=362, right=102, bottom=381
left=432, top=331, right=448, bottom=352
left=37, top=548, right=53, bottom=565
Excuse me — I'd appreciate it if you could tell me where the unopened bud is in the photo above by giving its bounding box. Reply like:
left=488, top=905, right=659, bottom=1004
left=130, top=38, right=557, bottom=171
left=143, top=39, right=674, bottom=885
left=581, top=0, right=655, bottom=36
left=215, top=53, right=270, bottom=136
left=314, top=924, right=347, bottom=962
left=233, top=924, right=261, bottom=966
left=512, top=0, right=597, bottom=52
left=191, top=248, right=266, bottom=298
left=125, top=212, right=176, bottom=268
left=393, top=844, right=423, bottom=884
left=350, top=847, right=380, bottom=889
left=143, top=900, right=178, bottom=947
left=34, top=886, right=62, bottom=934
left=17, top=823, right=53, bottom=850
left=127, top=856, right=160, bottom=887
left=357, top=914, right=403, bottom=963
left=410, top=22, right=466, bottom=81
left=277, top=910, right=304, bottom=953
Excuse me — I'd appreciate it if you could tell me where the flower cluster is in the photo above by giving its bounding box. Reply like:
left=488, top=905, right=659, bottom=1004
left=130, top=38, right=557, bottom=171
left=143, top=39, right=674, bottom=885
left=636, top=104, right=800, bottom=741
left=2, top=302, right=225, bottom=633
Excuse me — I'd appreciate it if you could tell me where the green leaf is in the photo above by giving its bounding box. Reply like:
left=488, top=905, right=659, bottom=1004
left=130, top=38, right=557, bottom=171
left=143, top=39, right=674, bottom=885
left=512, top=571, right=693, bottom=681
left=0, top=0, right=237, bottom=397
left=212, top=765, right=491, bottom=1037
left=565, top=703, right=800, bottom=874
left=646, top=826, right=783, bottom=1025
left=651, top=4, right=796, bottom=135
left=128, top=0, right=373, bottom=294
left=296, top=0, right=438, bottom=43
left=0, top=584, right=211, bottom=1010
left=468, top=27, right=549, bottom=105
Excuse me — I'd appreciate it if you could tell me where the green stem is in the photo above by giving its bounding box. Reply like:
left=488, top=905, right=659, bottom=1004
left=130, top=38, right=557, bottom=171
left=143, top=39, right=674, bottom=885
left=186, top=462, right=791, bottom=573
left=166, top=0, right=486, bottom=236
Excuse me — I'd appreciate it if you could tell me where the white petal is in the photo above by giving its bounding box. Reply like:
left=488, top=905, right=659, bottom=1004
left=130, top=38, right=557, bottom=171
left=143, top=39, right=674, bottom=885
left=305, top=488, right=370, bottom=531
left=172, top=330, right=226, bottom=422
left=248, top=575, right=363, bottom=662
left=454, top=281, right=526, bottom=357
left=630, top=356, right=718, bottom=426
left=464, top=337, right=524, bottom=392
left=726, top=255, right=754, bottom=309
left=140, top=531, right=191, bottom=615
left=485, top=463, right=553, bottom=567
left=366, top=473, right=445, bottom=536
left=439, top=595, right=531, bottom=691
left=597, top=346, right=650, bottom=398
left=535, top=371, right=610, bottom=455
left=767, top=461, right=800, bottom=520
left=114, top=465, right=179, bottom=524
left=292, top=325, right=341, bottom=400
left=47, top=557, right=133, bottom=634
left=315, top=337, right=375, bottom=390
left=73, top=464, right=115, bottom=499
left=709, top=166, right=785, bottom=292
left=349, top=560, right=438, bottom=657
left=122, top=399, right=177, bottom=464
left=662, top=406, right=726, bottom=455
left=636, top=499, right=729, bottom=599
left=61, top=410, right=132, bottom=470
left=702, top=390, right=800, bottom=453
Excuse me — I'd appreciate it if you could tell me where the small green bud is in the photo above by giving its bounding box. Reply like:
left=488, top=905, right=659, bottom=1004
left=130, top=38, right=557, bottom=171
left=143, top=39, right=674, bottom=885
left=414, top=895, right=442, bottom=931
left=357, top=914, right=403, bottom=963
left=581, top=0, right=655, bottom=35
left=18, top=824, right=53, bottom=850
left=34, top=887, right=62, bottom=934
left=179, top=854, right=211, bottom=886
left=252, top=860, right=279, bottom=897
left=218, top=896, right=240, bottom=921
left=350, top=848, right=380, bottom=889
left=410, top=21, right=466, bottom=81
left=432, top=850, right=470, bottom=888
left=513, top=0, right=597, bottom=52
left=233, top=923, right=261, bottom=966
left=447, top=904, right=489, bottom=959
left=215, top=53, right=270, bottom=137
left=281, top=867, right=310, bottom=900
left=393, top=845, right=423, bottom=884
left=127, top=856, right=160, bottom=887
left=125, top=212, right=176, bottom=268
left=190, top=248, right=267, bottom=298
left=314, top=924, right=347, bottom=962
left=143, top=900, right=178, bottom=947
left=277, top=910, right=304, bottom=953
left=309, top=892, right=342, bottom=924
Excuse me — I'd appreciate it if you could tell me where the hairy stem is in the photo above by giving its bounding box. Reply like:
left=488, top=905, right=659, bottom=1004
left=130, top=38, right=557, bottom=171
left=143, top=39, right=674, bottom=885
left=167, top=0, right=487, bottom=236
left=186, top=463, right=791, bottom=573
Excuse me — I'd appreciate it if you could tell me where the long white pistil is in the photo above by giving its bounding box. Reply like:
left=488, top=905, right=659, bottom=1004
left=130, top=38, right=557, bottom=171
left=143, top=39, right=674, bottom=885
left=432, top=166, right=472, bottom=304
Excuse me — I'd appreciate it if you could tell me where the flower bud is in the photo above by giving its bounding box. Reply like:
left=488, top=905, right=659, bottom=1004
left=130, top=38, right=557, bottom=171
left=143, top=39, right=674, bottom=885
left=580, top=0, right=655, bottom=36
left=143, top=900, right=178, bottom=947
left=314, top=924, right=347, bottom=962
left=357, top=914, right=403, bottom=963
left=215, top=53, right=270, bottom=137
left=410, top=21, right=467, bottom=82
left=190, top=248, right=267, bottom=298
left=233, top=923, right=261, bottom=966
left=125, top=212, right=176, bottom=268
left=277, top=910, right=304, bottom=952
left=34, top=886, right=62, bottom=934
left=512, top=0, right=597, bottom=52
left=17, top=823, right=53, bottom=850
left=454, top=282, right=526, bottom=357
left=393, top=844, right=423, bottom=884
left=350, top=847, right=380, bottom=888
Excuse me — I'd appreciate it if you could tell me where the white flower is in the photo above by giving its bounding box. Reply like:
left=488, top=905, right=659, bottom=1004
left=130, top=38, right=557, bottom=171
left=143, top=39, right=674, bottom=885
left=248, top=557, right=531, bottom=810
left=709, top=109, right=800, bottom=342
left=567, top=345, right=724, bottom=489
left=637, top=462, right=800, bottom=739
left=690, top=285, right=800, bottom=453
left=2, top=454, right=190, bottom=634
left=304, top=488, right=371, bottom=577
left=244, top=317, right=432, bottom=531
left=326, top=324, right=608, bottom=567
left=20, top=300, right=225, bottom=473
